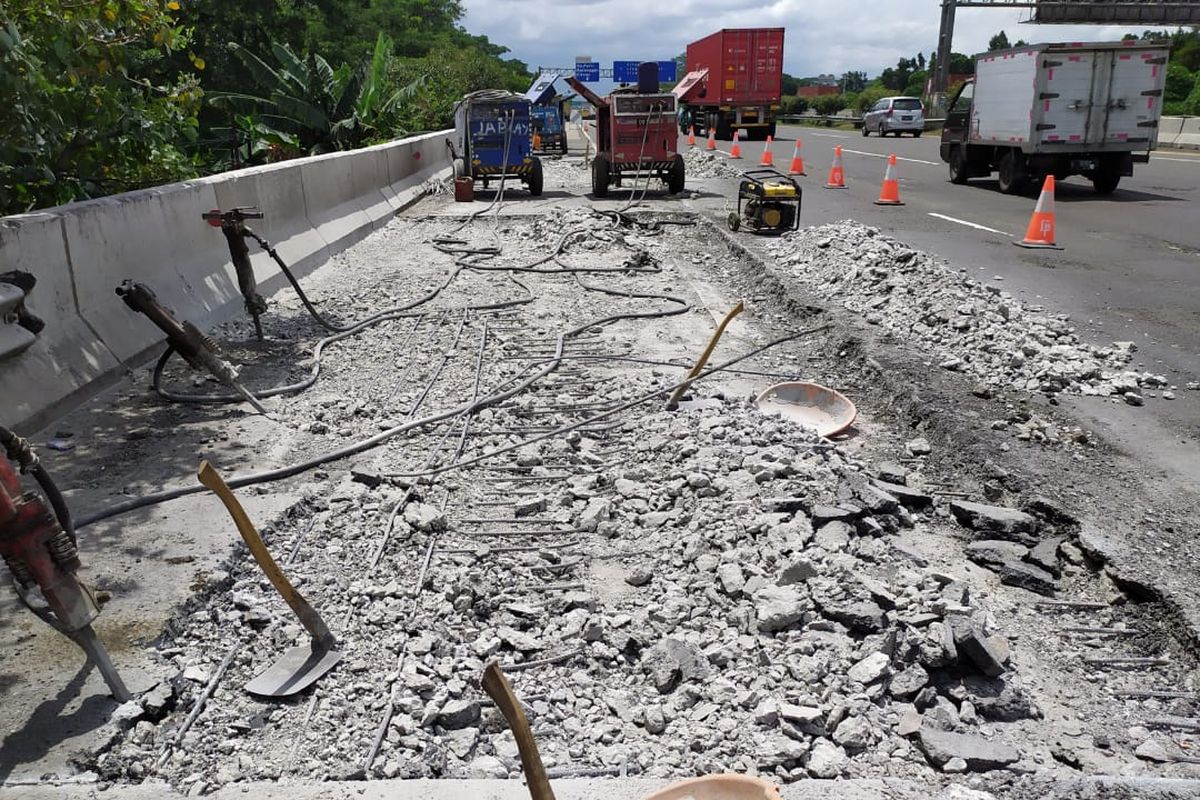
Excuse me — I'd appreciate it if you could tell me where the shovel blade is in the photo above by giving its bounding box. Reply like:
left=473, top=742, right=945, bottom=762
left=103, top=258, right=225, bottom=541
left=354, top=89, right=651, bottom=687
left=245, top=640, right=341, bottom=698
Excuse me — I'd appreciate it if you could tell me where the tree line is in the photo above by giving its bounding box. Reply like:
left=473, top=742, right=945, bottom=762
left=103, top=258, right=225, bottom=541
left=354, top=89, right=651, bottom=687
left=0, top=0, right=531, bottom=215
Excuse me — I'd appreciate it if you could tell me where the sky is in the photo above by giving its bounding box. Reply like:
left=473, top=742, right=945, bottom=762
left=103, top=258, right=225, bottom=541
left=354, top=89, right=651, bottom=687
left=460, top=0, right=1173, bottom=79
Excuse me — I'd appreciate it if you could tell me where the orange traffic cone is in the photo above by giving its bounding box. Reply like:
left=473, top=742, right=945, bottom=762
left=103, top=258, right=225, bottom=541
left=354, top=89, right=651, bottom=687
left=874, top=153, right=904, bottom=205
left=730, top=130, right=742, bottom=159
left=687, top=126, right=696, bottom=147
left=825, top=146, right=847, bottom=189
left=788, top=138, right=807, bottom=176
left=1015, top=176, right=1063, bottom=249
left=759, top=135, right=774, bottom=167
left=706, top=129, right=716, bottom=151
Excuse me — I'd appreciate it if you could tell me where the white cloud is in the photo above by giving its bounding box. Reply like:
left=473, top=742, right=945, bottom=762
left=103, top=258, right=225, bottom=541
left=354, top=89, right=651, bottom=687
left=462, top=0, right=1171, bottom=78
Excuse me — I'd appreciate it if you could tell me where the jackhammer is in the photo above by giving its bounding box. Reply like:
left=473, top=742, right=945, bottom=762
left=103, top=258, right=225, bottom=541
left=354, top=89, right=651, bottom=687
left=201, top=207, right=269, bottom=339
left=115, top=280, right=268, bottom=414
left=201, top=207, right=347, bottom=335
left=0, top=427, right=131, bottom=701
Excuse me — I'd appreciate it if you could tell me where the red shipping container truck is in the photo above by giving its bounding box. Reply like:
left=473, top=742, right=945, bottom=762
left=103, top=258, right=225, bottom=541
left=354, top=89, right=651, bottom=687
left=675, top=28, right=785, bottom=141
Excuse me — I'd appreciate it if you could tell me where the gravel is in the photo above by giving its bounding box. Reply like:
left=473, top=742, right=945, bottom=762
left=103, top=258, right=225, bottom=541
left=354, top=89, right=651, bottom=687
left=766, top=222, right=1182, bottom=399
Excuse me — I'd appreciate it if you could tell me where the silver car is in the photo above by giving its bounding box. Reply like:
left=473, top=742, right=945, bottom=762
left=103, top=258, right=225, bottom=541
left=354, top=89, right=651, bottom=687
left=863, top=96, right=925, bottom=137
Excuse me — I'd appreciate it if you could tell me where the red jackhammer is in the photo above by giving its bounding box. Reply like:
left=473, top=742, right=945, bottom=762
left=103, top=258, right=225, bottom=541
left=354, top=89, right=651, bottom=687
left=0, top=427, right=131, bottom=701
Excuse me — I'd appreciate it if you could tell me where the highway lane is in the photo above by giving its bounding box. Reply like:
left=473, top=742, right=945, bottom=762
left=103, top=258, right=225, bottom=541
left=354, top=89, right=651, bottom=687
left=685, top=126, right=1200, bottom=484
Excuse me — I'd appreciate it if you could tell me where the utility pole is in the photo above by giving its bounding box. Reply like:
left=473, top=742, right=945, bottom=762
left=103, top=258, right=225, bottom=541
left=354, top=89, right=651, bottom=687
left=934, top=0, right=957, bottom=113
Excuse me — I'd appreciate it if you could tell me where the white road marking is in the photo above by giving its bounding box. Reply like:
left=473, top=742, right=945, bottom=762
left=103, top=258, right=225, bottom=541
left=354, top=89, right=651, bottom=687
left=1151, top=155, right=1200, bottom=163
left=841, top=148, right=940, bottom=166
left=929, top=212, right=1013, bottom=236
left=806, top=131, right=853, bottom=139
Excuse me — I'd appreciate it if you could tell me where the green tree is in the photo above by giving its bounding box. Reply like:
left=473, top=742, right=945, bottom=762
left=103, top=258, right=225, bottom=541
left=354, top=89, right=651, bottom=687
left=904, top=70, right=929, bottom=98
left=855, top=86, right=891, bottom=114
left=780, top=95, right=808, bottom=115
left=988, top=31, right=1011, bottom=51
left=811, top=94, right=846, bottom=116
left=1165, top=63, right=1196, bottom=105
left=841, top=71, right=867, bottom=93
left=389, top=42, right=529, bottom=132
left=0, top=0, right=202, bottom=214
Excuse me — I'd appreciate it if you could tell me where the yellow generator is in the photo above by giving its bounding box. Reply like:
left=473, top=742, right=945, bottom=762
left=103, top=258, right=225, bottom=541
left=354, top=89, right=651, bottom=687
left=727, top=168, right=801, bottom=235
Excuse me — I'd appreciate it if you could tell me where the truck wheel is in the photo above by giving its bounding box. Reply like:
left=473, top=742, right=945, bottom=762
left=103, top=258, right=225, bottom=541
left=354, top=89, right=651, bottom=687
left=996, top=150, right=1027, bottom=195
left=948, top=147, right=970, bottom=185
left=667, top=154, right=686, bottom=194
left=527, top=158, right=544, bottom=196
left=592, top=155, right=610, bottom=198
left=1092, top=172, right=1120, bottom=195
left=715, top=115, right=732, bottom=141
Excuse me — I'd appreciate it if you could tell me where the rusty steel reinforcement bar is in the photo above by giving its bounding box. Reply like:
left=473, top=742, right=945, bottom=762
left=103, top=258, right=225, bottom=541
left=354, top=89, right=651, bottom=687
left=384, top=323, right=833, bottom=480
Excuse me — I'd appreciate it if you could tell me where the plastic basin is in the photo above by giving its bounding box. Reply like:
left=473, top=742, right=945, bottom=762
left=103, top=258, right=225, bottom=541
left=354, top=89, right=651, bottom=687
left=754, top=381, right=857, bottom=438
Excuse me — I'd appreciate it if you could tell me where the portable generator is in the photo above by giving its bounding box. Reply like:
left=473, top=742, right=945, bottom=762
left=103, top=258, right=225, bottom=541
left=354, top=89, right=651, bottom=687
left=567, top=63, right=685, bottom=198
left=450, top=90, right=543, bottom=195
left=727, top=168, right=802, bottom=235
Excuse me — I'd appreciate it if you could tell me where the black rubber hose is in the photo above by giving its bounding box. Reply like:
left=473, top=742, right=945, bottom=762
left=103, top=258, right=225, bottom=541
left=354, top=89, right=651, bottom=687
left=0, top=426, right=75, bottom=543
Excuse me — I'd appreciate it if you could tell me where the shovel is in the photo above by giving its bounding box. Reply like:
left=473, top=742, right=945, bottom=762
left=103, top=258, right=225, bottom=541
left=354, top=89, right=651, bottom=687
left=482, top=662, right=555, bottom=800
left=197, top=461, right=341, bottom=697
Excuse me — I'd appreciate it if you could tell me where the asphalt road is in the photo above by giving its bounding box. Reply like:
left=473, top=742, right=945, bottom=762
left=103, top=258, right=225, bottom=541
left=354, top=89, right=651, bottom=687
left=689, top=125, right=1200, bottom=487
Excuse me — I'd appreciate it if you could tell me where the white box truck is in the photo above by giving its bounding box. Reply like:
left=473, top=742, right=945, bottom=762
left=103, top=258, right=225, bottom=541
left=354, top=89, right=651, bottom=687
left=939, top=41, right=1169, bottom=194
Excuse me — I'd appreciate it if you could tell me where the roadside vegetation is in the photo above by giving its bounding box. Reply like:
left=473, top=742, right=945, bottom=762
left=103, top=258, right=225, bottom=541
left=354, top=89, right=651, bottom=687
left=0, top=0, right=529, bottom=214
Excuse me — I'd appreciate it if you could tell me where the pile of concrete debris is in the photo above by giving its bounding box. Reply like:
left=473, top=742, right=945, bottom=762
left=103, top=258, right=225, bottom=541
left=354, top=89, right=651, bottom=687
left=684, top=148, right=744, bottom=179
left=767, top=223, right=1176, bottom=402
left=98, top=399, right=1056, bottom=788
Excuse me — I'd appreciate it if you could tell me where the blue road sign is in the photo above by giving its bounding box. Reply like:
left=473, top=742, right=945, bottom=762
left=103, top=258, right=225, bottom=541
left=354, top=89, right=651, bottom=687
left=658, top=60, right=677, bottom=82
left=612, top=61, right=640, bottom=83
left=574, top=62, right=600, bottom=82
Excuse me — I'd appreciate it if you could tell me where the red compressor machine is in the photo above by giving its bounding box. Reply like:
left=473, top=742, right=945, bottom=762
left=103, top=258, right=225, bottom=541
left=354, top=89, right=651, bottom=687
left=567, top=63, right=685, bottom=198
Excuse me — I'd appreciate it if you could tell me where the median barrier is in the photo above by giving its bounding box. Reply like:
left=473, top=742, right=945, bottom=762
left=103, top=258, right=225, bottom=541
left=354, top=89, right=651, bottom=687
left=1175, top=116, right=1200, bottom=150
left=0, top=213, right=121, bottom=430
left=0, top=130, right=453, bottom=433
left=1158, top=116, right=1186, bottom=147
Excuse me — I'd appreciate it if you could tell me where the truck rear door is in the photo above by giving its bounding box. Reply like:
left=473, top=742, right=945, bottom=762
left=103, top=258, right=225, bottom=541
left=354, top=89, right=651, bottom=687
left=1040, top=50, right=1097, bottom=145
left=1102, top=48, right=1166, bottom=146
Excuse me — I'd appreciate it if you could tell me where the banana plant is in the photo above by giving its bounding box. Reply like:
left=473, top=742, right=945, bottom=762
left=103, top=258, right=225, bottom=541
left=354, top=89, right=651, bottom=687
left=208, top=32, right=421, bottom=157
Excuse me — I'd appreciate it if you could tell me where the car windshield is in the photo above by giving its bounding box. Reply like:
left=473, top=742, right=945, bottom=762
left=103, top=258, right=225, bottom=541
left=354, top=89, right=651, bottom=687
left=893, top=99, right=922, bottom=111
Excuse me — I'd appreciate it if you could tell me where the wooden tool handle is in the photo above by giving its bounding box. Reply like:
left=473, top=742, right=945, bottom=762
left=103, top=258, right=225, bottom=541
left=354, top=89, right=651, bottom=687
left=482, top=662, right=555, bottom=800
left=197, top=461, right=333, bottom=645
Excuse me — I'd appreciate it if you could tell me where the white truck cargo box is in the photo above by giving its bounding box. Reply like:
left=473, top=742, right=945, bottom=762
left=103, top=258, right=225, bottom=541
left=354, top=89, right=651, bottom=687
left=971, top=41, right=1168, bottom=153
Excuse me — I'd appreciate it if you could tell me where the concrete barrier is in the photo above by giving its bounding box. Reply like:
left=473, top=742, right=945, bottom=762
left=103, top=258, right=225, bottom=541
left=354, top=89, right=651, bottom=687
left=1175, top=116, right=1200, bottom=150
left=0, top=130, right=452, bottom=433
left=0, top=213, right=122, bottom=429
left=1158, top=115, right=1186, bottom=148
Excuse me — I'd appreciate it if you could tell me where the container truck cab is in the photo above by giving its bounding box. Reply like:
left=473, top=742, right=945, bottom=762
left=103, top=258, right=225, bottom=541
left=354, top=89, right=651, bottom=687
left=451, top=91, right=544, bottom=195
left=526, top=72, right=573, bottom=155
left=940, top=41, right=1167, bottom=195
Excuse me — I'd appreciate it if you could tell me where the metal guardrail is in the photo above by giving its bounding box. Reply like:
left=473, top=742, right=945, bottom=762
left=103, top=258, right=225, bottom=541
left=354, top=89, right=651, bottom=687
left=776, top=115, right=946, bottom=130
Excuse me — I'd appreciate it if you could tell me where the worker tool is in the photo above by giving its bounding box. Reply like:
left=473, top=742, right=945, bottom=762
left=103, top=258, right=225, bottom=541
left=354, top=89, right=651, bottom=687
left=0, top=428, right=130, bottom=702
left=727, top=169, right=802, bottom=235
left=568, top=63, right=684, bottom=198
left=482, top=662, right=555, bottom=800
left=449, top=90, right=544, bottom=195
left=116, top=280, right=268, bottom=414
left=666, top=300, right=744, bottom=411
left=197, top=461, right=341, bottom=697
left=202, top=207, right=269, bottom=339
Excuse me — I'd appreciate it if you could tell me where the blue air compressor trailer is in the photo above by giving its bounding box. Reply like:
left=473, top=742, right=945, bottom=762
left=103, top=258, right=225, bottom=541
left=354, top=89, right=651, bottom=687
left=526, top=72, right=573, bottom=155
left=451, top=90, right=543, bottom=195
